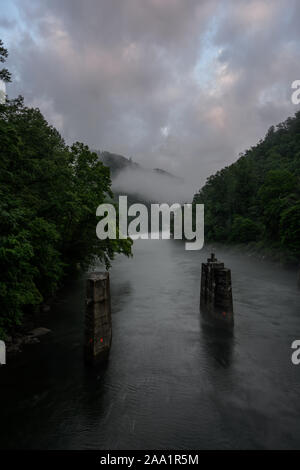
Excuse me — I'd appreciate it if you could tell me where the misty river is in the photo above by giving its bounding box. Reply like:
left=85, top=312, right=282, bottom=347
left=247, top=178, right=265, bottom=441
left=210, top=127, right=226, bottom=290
left=0, top=237, right=300, bottom=449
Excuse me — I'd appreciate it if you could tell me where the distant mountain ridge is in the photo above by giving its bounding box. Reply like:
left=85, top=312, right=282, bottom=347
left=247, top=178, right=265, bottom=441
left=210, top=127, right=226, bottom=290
left=95, top=150, right=190, bottom=204
left=96, top=150, right=182, bottom=181
left=98, top=151, right=139, bottom=177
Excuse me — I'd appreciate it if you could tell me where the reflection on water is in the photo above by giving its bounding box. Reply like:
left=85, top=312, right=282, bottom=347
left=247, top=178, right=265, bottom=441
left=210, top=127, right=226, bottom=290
left=0, top=238, right=299, bottom=449
left=200, top=321, right=234, bottom=368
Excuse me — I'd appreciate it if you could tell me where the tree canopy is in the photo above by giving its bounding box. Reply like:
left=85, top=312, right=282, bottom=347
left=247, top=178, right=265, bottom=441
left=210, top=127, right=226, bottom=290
left=0, top=41, right=132, bottom=339
left=193, top=113, right=300, bottom=264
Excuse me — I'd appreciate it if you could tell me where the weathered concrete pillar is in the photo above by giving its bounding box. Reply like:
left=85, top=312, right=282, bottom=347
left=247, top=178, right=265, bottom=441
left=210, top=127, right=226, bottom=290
left=85, top=272, right=112, bottom=363
left=200, top=253, right=234, bottom=327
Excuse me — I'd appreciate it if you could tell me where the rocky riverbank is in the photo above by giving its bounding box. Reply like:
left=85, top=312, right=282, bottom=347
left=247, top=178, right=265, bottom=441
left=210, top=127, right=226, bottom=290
left=6, top=327, right=52, bottom=354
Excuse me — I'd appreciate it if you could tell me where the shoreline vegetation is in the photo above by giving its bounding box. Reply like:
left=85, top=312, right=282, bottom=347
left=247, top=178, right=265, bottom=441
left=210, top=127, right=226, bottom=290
left=204, top=240, right=298, bottom=270
left=0, top=40, right=132, bottom=341
left=193, top=113, right=300, bottom=269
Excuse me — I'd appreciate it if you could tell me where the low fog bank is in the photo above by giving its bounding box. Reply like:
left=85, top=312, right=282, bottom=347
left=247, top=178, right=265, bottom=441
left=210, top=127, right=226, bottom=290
left=112, top=167, right=196, bottom=204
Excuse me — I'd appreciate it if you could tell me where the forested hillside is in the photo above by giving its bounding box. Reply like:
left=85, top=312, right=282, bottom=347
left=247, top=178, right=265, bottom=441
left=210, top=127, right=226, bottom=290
left=193, top=113, right=300, bottom=264
left=99, top=151, right=140, bottom=177
left=0, top=42, right=132, bottom=339
left=98, top=150, right=180, bottom=182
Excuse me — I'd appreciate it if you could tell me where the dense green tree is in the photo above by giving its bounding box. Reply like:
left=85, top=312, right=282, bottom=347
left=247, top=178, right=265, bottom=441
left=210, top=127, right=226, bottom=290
left=193, top=113, right=300, bottom=264
left=0, top=39, right=11, bottom=83
left=0, top=42, right=132, bottom=338
left=280, top=203, right=300, bottom=257
left=229, top=216, right=263, bottom=243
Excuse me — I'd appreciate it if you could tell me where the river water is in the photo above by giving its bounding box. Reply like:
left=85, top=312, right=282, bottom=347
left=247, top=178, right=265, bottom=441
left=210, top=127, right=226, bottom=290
left=0, top=238, right=300, bottom=449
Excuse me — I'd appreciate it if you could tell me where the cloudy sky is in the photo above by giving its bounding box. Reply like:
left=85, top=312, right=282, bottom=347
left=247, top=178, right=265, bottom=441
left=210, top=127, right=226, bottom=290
left=1, top=0, right=300, bottom=197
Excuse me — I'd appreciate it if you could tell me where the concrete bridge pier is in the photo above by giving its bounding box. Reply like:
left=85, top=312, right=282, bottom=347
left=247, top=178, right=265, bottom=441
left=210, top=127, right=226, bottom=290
left=85, top=272, right=112, bottom=363
left=200, top=253, right=234, bottom=327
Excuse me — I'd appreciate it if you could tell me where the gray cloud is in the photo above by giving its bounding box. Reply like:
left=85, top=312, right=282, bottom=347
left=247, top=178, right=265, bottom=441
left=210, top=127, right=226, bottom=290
left=2, top=0, right=300, bottom=199
left=112, top=167, right=192, bottom=204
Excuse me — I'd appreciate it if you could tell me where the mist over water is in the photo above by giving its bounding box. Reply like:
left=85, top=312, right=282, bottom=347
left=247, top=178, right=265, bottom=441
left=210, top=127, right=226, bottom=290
left=112, top=167, right=195, bottom=204
left=0, top=238, right=299, bottom=450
